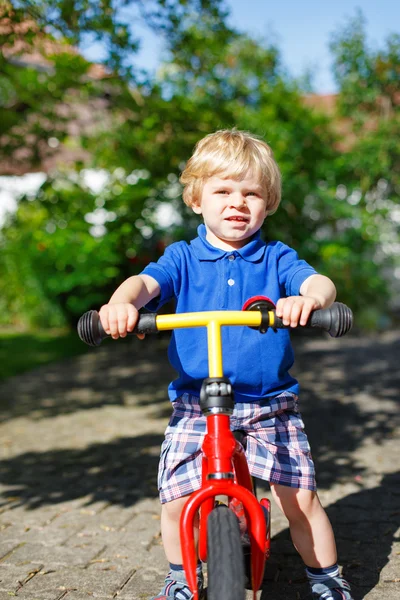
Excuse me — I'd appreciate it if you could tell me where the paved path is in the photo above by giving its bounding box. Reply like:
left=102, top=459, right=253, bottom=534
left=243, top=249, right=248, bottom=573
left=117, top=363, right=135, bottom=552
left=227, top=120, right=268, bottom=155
left=0, top=330, right=399, bottom=600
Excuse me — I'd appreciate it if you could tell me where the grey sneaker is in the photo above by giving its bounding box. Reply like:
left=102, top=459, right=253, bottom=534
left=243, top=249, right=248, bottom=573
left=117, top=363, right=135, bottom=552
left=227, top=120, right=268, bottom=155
left=310, top=575, right=353, bottom=600
left=150, top=568, right=205, bottom=599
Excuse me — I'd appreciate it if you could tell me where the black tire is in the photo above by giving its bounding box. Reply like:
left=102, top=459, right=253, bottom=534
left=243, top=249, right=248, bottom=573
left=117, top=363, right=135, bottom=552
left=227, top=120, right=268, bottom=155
left=207, top=505, right=245, bottom=600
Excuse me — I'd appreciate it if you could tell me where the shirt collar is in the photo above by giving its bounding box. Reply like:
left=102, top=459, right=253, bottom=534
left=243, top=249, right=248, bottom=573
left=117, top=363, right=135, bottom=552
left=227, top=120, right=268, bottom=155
left=190, top=224, right=266, bottom=262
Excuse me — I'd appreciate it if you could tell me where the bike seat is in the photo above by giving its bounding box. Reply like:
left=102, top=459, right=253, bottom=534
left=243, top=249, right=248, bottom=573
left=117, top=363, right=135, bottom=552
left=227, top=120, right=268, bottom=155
left=233, top=429, right=247, bottom=449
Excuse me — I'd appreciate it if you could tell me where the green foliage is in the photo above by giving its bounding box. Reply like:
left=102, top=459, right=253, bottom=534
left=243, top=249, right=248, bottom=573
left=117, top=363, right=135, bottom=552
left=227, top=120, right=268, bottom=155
left=0, top=169, right=166, bottom=326
left=329, top=11, right=399, bottom=324
left=0, top=2, right=99, bottom=171
left=0, top=2, right=399, bottom=331
left=330, top=10, right=400, bottom=125
left=9, top=0, right=229, bottom=78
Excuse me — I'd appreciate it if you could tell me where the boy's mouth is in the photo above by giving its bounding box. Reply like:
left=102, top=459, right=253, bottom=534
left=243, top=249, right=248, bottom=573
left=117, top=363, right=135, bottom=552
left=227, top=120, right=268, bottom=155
left=225, top=216, right=249, bottom=222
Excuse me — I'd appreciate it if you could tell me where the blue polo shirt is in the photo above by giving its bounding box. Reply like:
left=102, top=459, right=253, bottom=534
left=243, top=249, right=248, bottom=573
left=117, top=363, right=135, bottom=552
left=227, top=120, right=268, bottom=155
left=141, top=224, right=317, bottom=403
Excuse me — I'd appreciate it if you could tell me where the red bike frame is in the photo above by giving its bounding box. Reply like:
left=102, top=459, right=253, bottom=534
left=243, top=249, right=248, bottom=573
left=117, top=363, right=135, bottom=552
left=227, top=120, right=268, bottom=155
left=147, top=310, right=274, bottom=600
left=180, top=412, right=271, bottom=599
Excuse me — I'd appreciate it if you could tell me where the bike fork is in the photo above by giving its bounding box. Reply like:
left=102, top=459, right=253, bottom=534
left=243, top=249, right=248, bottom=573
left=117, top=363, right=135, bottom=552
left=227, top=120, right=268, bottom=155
left=180, top=482, right=267, bottom=600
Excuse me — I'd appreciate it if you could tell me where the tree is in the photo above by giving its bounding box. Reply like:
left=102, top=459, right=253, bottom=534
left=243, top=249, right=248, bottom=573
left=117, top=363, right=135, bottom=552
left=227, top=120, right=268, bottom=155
left=329, top=11, right=400, bottom=324
left=0, top=5, right=398, bottom=329
left=1, top=0, right=229, bottom=171
left=330, top=10, right=399, bottom=125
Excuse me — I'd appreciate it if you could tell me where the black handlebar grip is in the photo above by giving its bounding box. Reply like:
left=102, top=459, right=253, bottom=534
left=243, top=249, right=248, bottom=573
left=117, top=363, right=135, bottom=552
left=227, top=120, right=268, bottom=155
left=272, top=302, right=353, bottom=337
left=132, top=312, right=158, bottom=335
left=77, top=310, right=105, bottom=346
left=77, top=310, right=158, bottom=346
left=309, top=302, right=353, bottom=337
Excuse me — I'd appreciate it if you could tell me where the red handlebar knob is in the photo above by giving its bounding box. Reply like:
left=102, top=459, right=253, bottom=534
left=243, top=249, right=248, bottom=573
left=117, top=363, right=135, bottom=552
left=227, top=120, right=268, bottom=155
left=242, top=296, right=276, bottom=312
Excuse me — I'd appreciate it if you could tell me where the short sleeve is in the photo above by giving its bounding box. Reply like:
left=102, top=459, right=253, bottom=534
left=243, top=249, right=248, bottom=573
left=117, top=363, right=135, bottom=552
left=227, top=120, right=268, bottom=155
left=140, top=243, right=183, bottom=311
left=277, top=243, right=318, bottom=297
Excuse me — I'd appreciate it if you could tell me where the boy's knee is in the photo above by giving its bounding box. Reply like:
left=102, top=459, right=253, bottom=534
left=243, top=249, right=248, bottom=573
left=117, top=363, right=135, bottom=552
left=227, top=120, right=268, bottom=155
left=271, top=484, right=321, bottom=521
left=161, top=496, right=188, bottom=522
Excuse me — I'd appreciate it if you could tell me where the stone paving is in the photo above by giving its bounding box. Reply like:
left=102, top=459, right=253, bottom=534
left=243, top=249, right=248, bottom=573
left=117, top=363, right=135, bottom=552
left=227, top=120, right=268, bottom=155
left=0, top=329, right=399, bottom=600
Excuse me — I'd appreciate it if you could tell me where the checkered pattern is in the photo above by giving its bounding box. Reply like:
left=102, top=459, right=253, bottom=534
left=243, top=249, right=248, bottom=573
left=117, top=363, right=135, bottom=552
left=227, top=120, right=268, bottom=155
left=158, top=392, right=316, bottom=504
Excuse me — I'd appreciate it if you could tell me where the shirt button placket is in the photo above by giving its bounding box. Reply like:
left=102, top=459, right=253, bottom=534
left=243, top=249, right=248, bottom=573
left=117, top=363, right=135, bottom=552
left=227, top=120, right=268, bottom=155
left=227, top=253, right=236, bottom=289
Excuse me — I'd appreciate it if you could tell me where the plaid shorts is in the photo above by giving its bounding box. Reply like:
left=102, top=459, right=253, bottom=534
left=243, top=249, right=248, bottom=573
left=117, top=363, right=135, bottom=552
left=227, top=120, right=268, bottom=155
left=158, top=392, right=316, bottom=504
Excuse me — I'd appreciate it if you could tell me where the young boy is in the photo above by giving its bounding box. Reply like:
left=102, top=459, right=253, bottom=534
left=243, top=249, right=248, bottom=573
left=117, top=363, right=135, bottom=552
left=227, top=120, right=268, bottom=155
left=99, top=129, right=353, bottom=600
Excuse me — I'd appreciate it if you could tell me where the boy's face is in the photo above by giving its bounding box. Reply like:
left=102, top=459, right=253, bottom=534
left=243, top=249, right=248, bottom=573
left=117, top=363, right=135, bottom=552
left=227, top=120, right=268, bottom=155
left=192, top=174, right=267, bottom=250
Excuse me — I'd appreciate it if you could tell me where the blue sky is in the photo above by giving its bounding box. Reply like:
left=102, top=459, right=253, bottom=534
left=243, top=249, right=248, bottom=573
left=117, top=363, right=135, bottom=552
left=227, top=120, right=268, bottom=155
left=226, top=0, right=398, bottom=93
left=82, top=0, right=398, bottom=94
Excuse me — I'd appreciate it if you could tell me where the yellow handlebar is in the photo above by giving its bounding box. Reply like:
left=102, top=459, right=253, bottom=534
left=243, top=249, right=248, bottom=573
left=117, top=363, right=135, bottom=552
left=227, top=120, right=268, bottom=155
left=156, top=310, right=268, bottom=378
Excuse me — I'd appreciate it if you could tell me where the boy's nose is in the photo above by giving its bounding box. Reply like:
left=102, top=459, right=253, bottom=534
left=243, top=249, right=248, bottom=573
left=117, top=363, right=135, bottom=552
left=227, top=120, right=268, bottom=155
left=229, top=193, right=246, bottom=208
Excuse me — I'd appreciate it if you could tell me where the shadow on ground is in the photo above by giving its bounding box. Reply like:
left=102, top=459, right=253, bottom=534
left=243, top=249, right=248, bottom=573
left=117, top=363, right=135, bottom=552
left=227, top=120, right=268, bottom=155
left=291, top=330, right=400, bottom=489
left=0, top=334, right=175, bottom=423
left=0, top=329, right=399, bottom=599
left=0, top=331, right=399, bottom=500
left=259, top=471, right=400, bottom=600
left=0, top=433, right=164, bottom=511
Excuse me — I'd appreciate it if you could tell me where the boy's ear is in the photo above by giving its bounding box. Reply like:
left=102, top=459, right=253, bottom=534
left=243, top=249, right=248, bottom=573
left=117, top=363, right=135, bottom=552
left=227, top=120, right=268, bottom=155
left=191, top=203, right=202, bottom=215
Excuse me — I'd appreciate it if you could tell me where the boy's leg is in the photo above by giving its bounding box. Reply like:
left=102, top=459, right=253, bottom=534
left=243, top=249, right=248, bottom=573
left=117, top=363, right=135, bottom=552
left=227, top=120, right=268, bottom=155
left=238, top=395, right=352, bottom=599
left=161, top=496, right=197, bottom=563
left=151, top=497, right=203, bottom=600
left=152, top=395, right=205, bottom=598
left=270, top=484, right=352, bottom=599
left=270, top=484, right=336, bottom=567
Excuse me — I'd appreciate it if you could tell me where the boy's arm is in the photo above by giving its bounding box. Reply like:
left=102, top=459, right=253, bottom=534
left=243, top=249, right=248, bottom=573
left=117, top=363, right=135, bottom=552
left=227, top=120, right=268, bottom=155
left=276, top=274, right=336, bottom=328
left=99, top=274, right=160, bottom=339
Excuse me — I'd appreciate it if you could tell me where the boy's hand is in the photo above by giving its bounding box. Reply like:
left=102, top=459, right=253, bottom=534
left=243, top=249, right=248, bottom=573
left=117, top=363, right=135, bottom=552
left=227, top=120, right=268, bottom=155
left=275, top=296, right=323, bottom=328
left=99, top=303, right=144, bottom=339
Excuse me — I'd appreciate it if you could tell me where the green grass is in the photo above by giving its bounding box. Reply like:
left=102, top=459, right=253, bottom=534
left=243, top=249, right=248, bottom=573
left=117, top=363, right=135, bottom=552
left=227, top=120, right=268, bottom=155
left=0, top=328, right=89, bottom=382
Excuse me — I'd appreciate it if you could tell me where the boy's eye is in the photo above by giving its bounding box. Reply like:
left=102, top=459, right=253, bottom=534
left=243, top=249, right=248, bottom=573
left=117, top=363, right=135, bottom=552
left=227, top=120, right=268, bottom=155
left=215, top=189, right=229, bottom=194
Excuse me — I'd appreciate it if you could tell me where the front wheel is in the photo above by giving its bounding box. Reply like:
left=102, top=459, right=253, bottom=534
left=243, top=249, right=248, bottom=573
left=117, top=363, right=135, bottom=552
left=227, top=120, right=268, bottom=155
left=207, top=505, right=245, bottom=600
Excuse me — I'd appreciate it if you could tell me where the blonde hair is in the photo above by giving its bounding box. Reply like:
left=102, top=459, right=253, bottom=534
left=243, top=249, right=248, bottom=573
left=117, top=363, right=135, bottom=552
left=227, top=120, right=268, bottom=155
left=180, top=129, right=281, bottom=214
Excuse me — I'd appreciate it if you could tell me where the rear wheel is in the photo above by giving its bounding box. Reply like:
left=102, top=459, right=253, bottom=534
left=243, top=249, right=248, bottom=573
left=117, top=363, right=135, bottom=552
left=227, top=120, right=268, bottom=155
left=207, top=505, right=245, bottom=600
